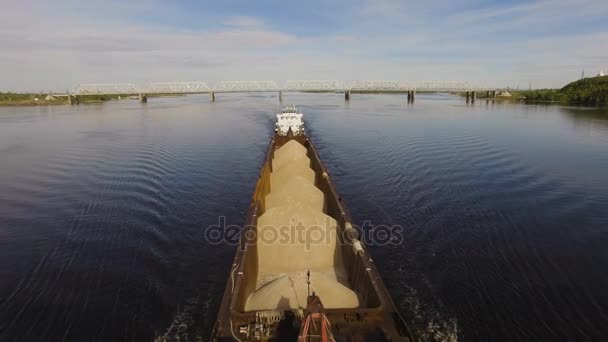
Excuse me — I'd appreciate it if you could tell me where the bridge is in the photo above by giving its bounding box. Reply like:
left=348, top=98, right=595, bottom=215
left=67, top=80, right=502, bottom=104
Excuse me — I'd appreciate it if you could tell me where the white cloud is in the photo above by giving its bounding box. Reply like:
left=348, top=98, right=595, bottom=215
left=0, top=0, right=607, bottom=91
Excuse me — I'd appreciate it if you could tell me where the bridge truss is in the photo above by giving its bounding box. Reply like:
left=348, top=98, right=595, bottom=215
left=350, top=81, right=414, bottom=91
left=415, top=81, right=472, bottom=92
left=213, top=81, right=280, bottom=93
left=283, top=80, right=345, bottom=92
left=70, top=80, right=493, bottom=96
left=73, top=83, right=140, bottom=95
left=142, top=82, right=211, bottom=94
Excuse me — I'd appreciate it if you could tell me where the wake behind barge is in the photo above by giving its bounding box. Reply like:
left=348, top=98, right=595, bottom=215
left=211, top=107, right=413, bottom=341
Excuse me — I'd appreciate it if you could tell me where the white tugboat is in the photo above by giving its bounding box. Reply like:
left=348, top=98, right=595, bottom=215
left=275, top=105, right=305, bottom=136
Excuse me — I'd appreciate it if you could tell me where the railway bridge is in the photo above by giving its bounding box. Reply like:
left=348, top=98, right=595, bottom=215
left=67, top=80, right=503, bottom=104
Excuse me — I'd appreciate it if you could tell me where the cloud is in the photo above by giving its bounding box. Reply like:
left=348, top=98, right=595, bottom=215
left=0, top=0, right=607, bottom=91
left=223, top=16, right=265, bottom=28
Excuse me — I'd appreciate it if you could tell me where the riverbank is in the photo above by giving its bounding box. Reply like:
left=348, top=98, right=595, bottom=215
left=0, top=93, right=185, bottom=106
left=0, top=93, right=66, bottom=106
left=463, top=76, right=608, bottom=106
left=521, top=76, right=608, bottom=105
left=0, top=93, right=130, bottom=106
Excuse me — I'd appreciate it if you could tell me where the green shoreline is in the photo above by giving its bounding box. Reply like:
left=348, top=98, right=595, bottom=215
left=0, top=93, right=185, bottom=107
left=459, top=75, right=608, bottom=106
left=0, top=93, right=126, bottom=107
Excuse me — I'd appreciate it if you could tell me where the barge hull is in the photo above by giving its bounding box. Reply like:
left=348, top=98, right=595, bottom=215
left=211, top=135, right=412, bottom=341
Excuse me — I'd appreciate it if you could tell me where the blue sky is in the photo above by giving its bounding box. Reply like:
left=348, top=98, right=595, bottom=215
left=1, top=0, right=608, bottom=91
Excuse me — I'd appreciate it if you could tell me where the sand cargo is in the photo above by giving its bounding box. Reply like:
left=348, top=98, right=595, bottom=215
left=211, top=109, right=413, bottom=341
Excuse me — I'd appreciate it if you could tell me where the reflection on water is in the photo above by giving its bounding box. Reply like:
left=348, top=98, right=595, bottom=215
left=561, top=107, right=608, bottom=143
left=0, top=94, right=607, bottom=341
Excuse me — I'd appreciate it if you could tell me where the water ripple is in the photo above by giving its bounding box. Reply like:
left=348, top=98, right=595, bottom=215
left=1, top=96, right=608, bottom=341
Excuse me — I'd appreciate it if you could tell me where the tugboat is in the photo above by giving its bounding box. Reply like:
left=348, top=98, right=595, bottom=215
left=275, top=105, right=305, bottom=137
left=211, top=106, right=414, bottom=341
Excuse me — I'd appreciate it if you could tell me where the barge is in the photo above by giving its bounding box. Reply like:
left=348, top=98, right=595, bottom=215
left=212, top=107, right=413, bottom=341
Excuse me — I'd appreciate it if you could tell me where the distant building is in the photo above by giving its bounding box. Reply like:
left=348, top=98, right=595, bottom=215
left=599, top=69, right=606, bottom=77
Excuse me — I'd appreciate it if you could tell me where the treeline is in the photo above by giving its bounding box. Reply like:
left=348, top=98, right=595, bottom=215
left=0, top=92, right=68, bottom=106
left=0, top=92, right=129, bottom=105
left=520, top=76, right=608, bottom=105
left=0, top=92, right=41, bottom=101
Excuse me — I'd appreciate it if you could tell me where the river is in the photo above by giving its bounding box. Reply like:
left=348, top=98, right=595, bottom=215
left=1, top=93, right=607, bottom=341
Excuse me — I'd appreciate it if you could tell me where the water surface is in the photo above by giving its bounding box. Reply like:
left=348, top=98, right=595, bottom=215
left=1, top=94, right=607, bottom=341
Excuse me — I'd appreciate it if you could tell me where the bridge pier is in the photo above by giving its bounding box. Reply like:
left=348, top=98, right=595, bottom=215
left=279, top=90, right=283, bottom=102
left=465, top=91, right=477, bottom=103
left=210, top=92, right=215, bottom=101
left=345, top=90, right=351, bottom=101
left=68, top=95, right=80, bottom=105
left=407, top=90, right=415, bottom=103
left=139, top=94, right=148, bottom=103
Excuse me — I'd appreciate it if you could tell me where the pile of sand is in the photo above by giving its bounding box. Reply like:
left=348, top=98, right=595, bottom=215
left=265, top=176, right=325, bottom=211
left=245, top=271, right=359, bottom=311
left=245, top=140, right=359, bottom=311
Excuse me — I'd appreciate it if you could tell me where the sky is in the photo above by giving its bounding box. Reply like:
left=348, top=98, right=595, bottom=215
left=1, top=0, right=608, bottom=92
